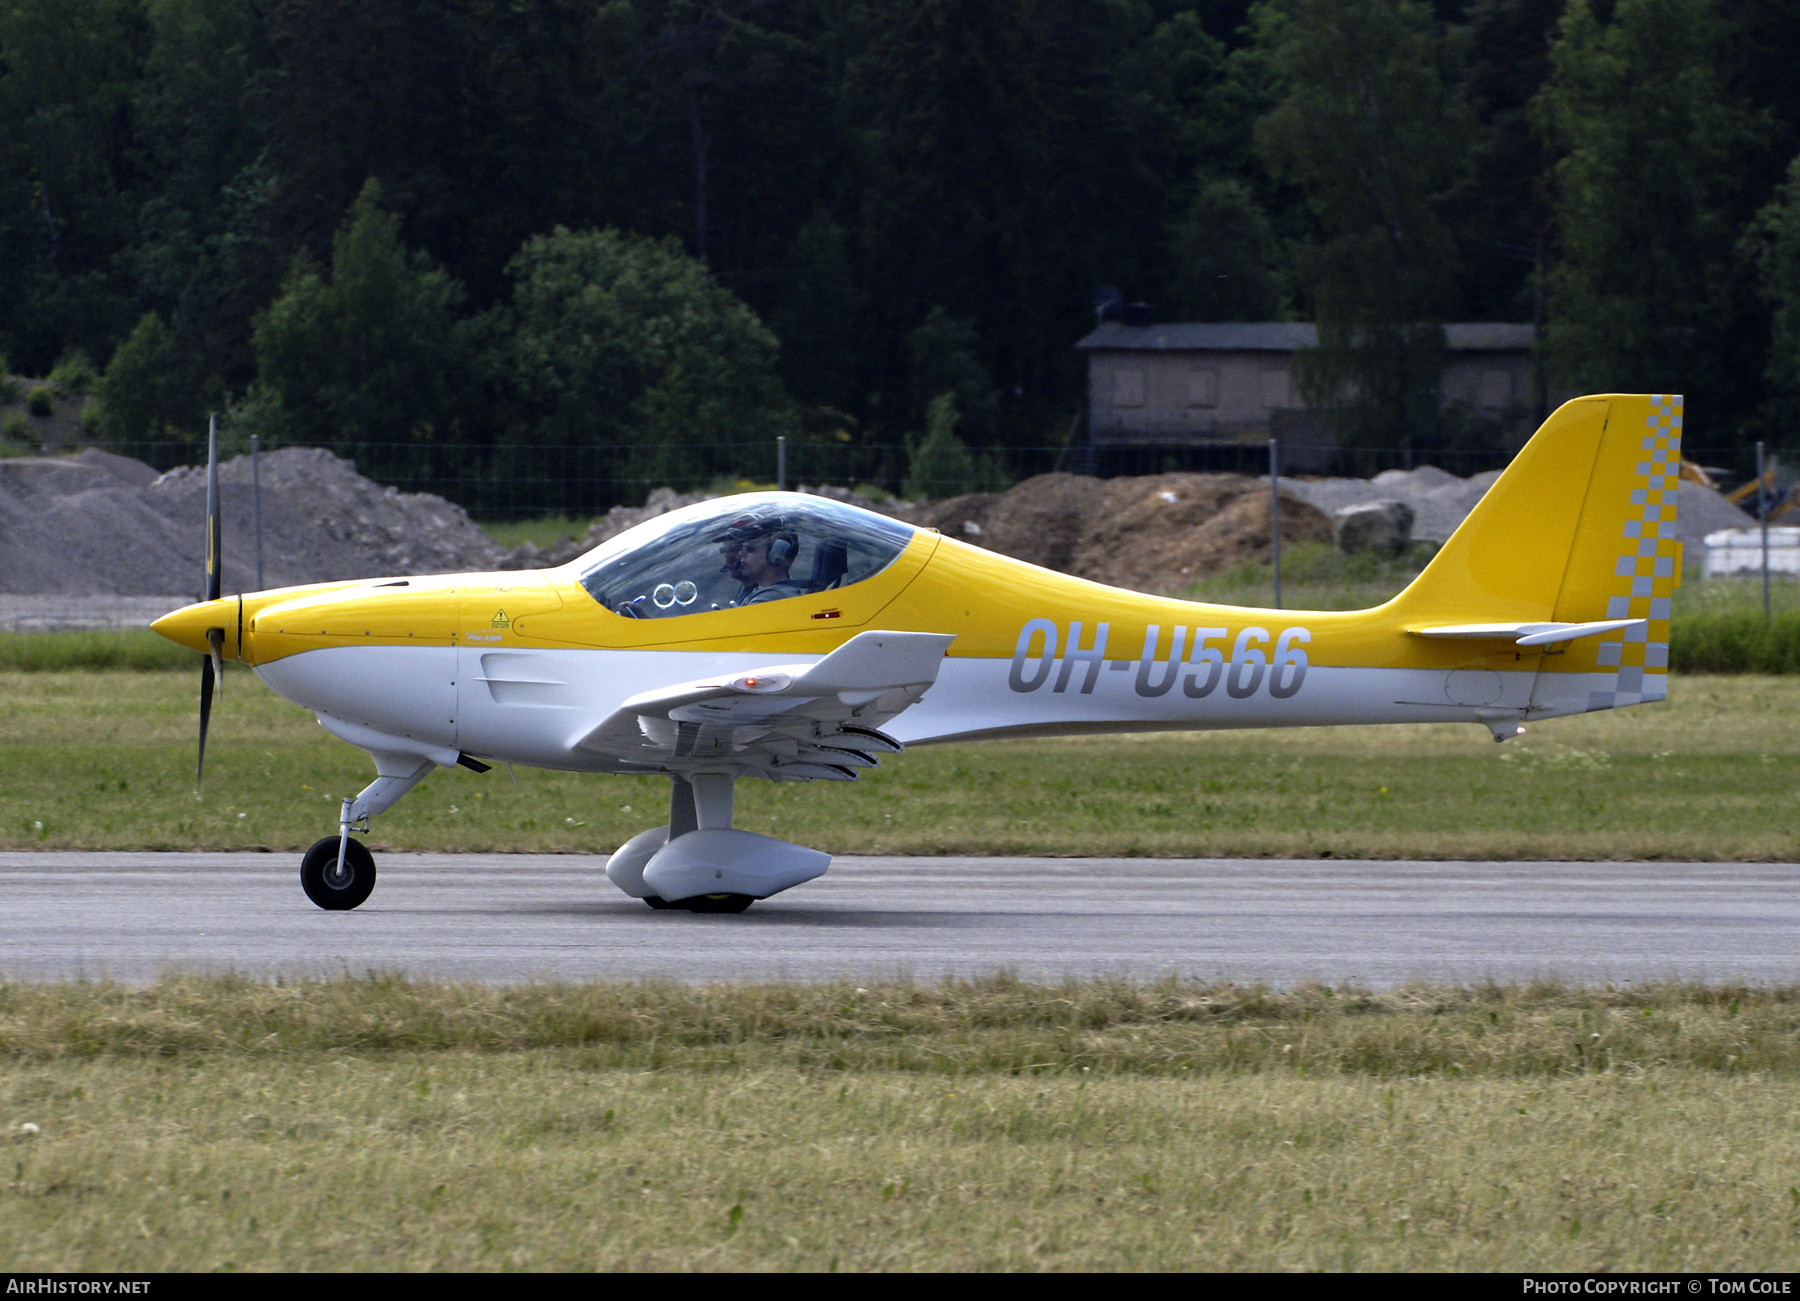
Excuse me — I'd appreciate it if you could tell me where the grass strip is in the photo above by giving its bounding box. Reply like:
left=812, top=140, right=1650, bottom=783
left=0, top=630, right=194, bottom=671
left=1669, top=609, right=1800, bottom=673
left=6, top=976, right=1800, bottom=1270
left=3, top=973, right=1796, bottom=1077
left=3, top=671, right=1796, bottom=858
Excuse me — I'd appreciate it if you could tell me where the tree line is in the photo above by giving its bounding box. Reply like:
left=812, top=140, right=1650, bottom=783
left=3, top=0, right=1799, bottom=508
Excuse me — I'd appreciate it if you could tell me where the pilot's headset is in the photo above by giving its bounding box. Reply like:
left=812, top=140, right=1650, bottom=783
left=766, top=524, right=798, bottom=569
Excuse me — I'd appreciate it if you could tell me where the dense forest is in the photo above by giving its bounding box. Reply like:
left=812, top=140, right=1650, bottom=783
left=3, top=0, right=1799, bottom=508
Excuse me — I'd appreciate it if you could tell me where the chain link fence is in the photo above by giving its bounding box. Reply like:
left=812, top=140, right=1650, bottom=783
left=101, top=435, right=1765, bottom=522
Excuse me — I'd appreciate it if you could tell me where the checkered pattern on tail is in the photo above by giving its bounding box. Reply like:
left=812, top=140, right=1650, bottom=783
left=1586, top=394, right=1681, bottom=711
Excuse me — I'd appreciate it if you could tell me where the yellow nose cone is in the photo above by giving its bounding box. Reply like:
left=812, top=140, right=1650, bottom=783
left=152, top=598, right=237, bottom=658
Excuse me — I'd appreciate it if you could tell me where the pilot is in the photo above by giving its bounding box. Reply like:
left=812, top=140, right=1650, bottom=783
left=716, top=514, right=808, bottom=606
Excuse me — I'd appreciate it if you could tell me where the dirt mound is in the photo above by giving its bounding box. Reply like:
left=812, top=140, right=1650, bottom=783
left=896, top=472, right=1331, bottom=592
left=1080, top=475, right=1332, bottom=590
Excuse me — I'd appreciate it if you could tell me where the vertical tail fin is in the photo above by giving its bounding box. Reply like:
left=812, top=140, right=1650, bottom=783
left=1390, top=394, right=1683, bottom=715
left=1537, top=393, right=1683, bottom=711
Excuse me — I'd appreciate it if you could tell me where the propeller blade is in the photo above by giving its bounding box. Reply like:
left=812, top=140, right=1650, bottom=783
left=197, top=651, right=215, bottom=787
left=205, top=414, right=221, bottom=603
left=208, top=625, right=224, bottom=701
left=197, top=414, right=223, bottom=788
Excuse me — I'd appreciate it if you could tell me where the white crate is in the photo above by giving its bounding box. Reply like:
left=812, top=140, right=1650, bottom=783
left=1703, top=527, right=1800, bottom=576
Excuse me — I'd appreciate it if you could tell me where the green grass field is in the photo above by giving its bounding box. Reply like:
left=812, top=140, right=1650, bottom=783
left=5, top=609, right=1798, bottom=1269
left=476, top=512, right=601, bottom=552
left=2, top=668, right=1795, bottom=859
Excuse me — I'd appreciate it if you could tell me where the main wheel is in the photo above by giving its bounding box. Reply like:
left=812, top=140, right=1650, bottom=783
left=642, top=895, right=678, bottom=910
left=680, top=893, right=756, bottom=914
left=300, top=836, right=377, bottom=910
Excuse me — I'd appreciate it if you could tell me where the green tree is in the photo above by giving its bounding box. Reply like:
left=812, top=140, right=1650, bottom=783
left=1166, top=177, right=1286, bottom=321
left=766, top=210, right=867, bottom=427
left=906, top=308, right=998, bottom=450
left=1444, top=0, right=1564, bottom=332
left=1536, top=0, right=1770, bottom=441
left=0, top=0, right=147, bottom=370
left=903, top=391, right=980, bottom=500
left=840, top=0, right=1176, bottom=447
left=246, top=180, right=473, bottom=465
left=497, top=226, right=792, bottom=509
left=1149, top=8, right=1291, bottom=323
left=1253, top=0, right=1468, bottom=453
left=1747, top=155, right=1800, bottom=440
left=259, top=0, right=638, bottom=304
left=95, top=311, right=207, bottom=455
left=124, top=0, right=282, bottom=398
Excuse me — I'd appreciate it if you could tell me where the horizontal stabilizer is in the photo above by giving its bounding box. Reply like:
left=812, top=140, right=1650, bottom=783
left=1407, top=619, right=1647, bottom=647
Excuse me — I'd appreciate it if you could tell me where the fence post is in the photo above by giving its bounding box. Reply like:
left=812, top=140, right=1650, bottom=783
left=778, top=435, right=787, bottom=491
left=252, top=432, right=264, bottom=591
left=1758, top=441, right=1770, bottom=621
left=1270, top=437, right=1282, bottom=610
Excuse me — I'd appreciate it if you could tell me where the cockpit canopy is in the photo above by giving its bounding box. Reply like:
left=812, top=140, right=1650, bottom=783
left=575, top=492, right=918, bottom=619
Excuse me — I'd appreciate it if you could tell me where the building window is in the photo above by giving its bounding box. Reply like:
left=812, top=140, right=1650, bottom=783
left=1187, top=367, right=1219, bottom=408
left=1115, top=368, right=1146, bottom=408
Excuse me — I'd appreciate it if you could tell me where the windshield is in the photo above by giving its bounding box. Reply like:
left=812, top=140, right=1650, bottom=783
left=575, top=492, right=918, bottom=619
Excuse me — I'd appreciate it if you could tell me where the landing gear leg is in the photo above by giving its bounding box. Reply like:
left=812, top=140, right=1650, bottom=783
left=298, top=755, right=435, bottom=911
left=608, top=770, right=831, bottom=912
left=610, top=774, right=707, bottom=909
left=664, top=772, right=757, bottom=913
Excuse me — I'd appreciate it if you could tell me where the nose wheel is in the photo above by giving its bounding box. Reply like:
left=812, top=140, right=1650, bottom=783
left=300, top=836, right=377, bottom=910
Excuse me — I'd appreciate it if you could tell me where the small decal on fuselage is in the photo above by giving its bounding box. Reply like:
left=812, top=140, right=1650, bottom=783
left=1007, top=619, right=1311, bottom=700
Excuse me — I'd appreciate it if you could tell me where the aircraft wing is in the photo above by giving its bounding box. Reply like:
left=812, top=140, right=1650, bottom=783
left=573, top=630, right=956, bottom=779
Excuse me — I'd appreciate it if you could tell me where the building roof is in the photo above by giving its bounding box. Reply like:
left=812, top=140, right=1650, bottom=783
left=1073, top=321, right=1536, bottom=352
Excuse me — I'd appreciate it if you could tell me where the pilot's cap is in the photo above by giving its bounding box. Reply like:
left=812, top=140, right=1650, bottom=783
left=714, top=513, right=790, bottom=543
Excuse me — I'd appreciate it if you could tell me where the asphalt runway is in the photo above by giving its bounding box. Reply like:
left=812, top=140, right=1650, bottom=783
left=4, top=852, right=1798, bottom=987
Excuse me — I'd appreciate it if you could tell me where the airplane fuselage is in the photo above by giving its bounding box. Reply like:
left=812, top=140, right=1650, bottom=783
left=186, top=523, right=1646, bottom=777
left=151, top=394, right=1684, bottom=910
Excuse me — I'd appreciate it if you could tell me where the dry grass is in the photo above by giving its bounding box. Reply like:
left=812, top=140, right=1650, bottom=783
left=5, top=976, right=1800, bottom=1270
left=2, top=975, right=1798, bottom=1075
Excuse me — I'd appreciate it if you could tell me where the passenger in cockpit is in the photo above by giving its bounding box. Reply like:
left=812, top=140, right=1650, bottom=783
left=717, top=514, right=809, bottom=606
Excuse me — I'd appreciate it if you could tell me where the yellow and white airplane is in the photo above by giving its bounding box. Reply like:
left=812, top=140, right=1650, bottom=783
left=154, top=393, right=1683, bottom=912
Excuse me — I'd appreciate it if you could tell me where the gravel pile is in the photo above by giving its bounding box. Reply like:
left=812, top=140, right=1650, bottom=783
left=0, top=447, right=504, bottom=602
left=1276, top=464, right=1750, bottom=559
left=1278, top=466, right=1503, bottom=545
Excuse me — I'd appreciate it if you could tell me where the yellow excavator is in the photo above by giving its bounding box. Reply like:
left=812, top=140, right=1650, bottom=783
left=1716, top=460, right=1799, bottom=523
